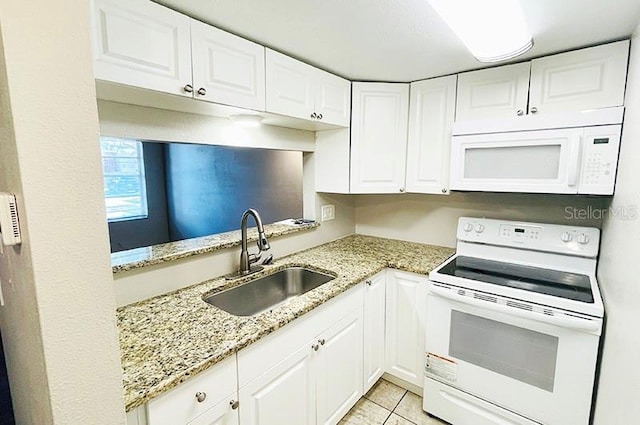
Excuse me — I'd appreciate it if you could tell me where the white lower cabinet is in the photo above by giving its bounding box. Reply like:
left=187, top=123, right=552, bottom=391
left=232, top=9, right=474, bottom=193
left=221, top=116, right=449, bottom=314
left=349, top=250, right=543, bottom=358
left=363, top=272, right=386, bottom=392
left=237, top=284, right=364, bottom=425
left=385, top=270, right=427, bottom=387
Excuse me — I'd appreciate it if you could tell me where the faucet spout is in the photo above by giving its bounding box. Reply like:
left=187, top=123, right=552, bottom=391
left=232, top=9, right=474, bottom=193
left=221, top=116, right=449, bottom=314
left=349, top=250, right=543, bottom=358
left=236, top=208, right=271, bottom=276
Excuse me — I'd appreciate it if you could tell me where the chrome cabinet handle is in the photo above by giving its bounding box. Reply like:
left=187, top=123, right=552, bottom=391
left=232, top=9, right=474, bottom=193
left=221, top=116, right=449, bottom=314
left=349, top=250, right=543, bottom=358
left=399, top=188, right=405, bottom=193
left=516, top=109, right=524, bottom=116
left=197, top=87, right=207, bottom=96
left=365, top=280, right=372, bottom=286
left=183, top=84, right=194, bottom=93
left=195, top=391, right=207, bottom=403
left=530, top=106, right=538, bottom=114
left=319, top=338, right=325, bottom=346
left=230, top=400, right=239, bottom=410
left=441, top=188, right=447, bottom=193
left=317, top=113, right=323, bottom=120
left=310, top=112, right=317, bottom=119
left=312, top=343, right=319, bottom=351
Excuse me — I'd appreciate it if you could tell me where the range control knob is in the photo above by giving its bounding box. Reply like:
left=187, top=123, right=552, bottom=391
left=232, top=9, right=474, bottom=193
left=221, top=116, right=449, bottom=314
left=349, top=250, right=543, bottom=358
left=577, top=233, right=590, bottom=244
left=561, top=232, right=573, bottom=243
left=474, top=224, right=485, bottom=233
left=463, top=223, right=473, bottom=232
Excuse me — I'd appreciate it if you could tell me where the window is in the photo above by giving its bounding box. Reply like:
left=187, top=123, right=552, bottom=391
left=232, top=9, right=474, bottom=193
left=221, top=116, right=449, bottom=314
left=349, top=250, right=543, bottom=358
left=100, top=137, right=148, bottom=222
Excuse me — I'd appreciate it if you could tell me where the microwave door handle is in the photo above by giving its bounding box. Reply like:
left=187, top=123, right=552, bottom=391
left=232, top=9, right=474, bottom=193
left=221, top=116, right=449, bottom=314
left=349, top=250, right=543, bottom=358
left=567, top=136, right=582, bottom=187
left=429, top=285, right=600, bottom=333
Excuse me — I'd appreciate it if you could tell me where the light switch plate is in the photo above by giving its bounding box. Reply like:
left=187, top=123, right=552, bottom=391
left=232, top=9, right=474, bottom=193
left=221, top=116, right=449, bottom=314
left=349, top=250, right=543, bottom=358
left=321, top=204, right=335, bottom=221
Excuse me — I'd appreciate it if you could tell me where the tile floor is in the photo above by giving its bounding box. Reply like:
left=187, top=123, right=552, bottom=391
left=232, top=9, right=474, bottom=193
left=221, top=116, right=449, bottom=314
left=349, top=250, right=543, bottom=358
left=339, top=379, right=448, bottom=425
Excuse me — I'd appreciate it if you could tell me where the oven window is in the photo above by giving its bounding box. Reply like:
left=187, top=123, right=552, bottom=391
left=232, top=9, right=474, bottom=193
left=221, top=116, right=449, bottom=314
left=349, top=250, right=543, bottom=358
left=439, top=256, right=594, bottom=303
left=464, top=145, right=561, bottom=179
left=450, top=311, right=558, bottom=392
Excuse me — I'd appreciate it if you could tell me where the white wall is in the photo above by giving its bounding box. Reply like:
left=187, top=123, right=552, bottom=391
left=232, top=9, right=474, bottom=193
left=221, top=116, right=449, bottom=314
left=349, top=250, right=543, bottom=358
left=355, top=192, right=607, bottom=248
left=0, top=1, right=125, bottom=424
left=593, top=27, right=640, bottom=424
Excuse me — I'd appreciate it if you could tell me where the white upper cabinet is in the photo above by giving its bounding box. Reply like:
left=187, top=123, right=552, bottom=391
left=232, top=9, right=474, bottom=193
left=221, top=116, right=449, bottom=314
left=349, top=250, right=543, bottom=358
left=190, top=19, right=265, bottom=111
left=456, top=41, right=630, bottom=122
left=406, top=75, right=457, bottom=194
left=90, top=0, right=192, bottom=97
left=456, top=62, right=531, bottom=121
left=266, top=49, right=351, bottom=126
left=528, top=40, right=629, bottom=115
left=350, top=82, right=410, bottom=194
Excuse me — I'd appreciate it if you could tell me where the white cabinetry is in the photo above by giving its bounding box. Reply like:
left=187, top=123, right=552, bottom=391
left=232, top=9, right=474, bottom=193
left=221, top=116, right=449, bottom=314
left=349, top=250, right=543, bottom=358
left=147, top=356, right=238, bottom=425
left=405, top=75, right=457, bottom=194
left=90, top=0, right=192, bottom=97
left=350, top=83, right=410, bottom=194
left=456, top=40, right=629, bottom=121
left=385, top=270, right=427, bottom=388
left=266, top=49, right=351, bottom=126
left=456, top=62, right=530, bottom=121
left=529, top=40, right=629, bottom=115
left=237, top=284, right=364, bottom=425
left=363, top=272, right=386, bottom=393
left=190, top=19, right=265, bottom=110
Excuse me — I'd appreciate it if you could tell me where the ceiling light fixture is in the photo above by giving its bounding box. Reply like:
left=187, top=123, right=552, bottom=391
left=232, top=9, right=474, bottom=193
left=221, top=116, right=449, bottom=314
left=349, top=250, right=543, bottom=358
left=229, top=114, right=263, bottom=128
left=427, top=0, right=533, bottom=63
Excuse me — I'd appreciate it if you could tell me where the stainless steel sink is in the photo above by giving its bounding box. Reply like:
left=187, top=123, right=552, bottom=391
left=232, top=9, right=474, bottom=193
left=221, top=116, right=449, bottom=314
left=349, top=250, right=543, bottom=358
left=204, top=267, right=336, bottom=316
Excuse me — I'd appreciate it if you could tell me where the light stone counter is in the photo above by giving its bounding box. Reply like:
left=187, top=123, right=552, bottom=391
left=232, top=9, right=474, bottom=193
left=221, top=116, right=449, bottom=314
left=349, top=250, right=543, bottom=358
left=117, top=234, right=455, bottom=411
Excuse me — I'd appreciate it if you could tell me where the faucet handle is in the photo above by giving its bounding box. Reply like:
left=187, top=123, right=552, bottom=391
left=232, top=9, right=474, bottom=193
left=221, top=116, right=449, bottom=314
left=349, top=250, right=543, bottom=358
left=248, top=252, right=261, bottom=265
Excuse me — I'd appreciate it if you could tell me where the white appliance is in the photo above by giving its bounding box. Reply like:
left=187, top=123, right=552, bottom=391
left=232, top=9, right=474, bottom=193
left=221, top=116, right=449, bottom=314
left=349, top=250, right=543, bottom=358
left=450, top=108, right=623, bottom=195
left=424, top=217, right=604, bottom=425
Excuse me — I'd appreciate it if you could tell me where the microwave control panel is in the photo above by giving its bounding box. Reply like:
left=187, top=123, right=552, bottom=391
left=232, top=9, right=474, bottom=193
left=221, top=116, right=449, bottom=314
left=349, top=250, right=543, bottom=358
left=579, top=125, right=621, bottom=195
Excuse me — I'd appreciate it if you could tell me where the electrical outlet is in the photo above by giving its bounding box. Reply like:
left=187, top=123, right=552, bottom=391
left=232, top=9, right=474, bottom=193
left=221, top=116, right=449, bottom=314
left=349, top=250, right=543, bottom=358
left=321, top=204, right=335, bottom=221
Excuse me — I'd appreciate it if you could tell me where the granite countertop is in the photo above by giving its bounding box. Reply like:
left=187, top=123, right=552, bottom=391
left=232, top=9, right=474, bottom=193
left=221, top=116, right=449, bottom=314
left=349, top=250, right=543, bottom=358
left=111, top=219, right=319, bottom=273
left=118, top=234, right=455, bottom=411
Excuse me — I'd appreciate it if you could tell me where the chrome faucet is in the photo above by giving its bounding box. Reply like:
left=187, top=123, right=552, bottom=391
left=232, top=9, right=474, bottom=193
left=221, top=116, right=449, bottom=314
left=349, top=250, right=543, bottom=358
left=231, top=208, right=271, bottom=278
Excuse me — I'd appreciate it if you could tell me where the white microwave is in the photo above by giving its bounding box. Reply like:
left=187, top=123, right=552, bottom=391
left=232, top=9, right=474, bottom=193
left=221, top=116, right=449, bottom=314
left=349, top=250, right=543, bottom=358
left=449, top=124, right=622, bottom=195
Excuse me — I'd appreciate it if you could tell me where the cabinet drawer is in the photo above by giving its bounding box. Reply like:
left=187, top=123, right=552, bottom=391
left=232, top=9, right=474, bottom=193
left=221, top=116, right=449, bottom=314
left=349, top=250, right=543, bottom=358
left=147, top=355, right=237, bottom=425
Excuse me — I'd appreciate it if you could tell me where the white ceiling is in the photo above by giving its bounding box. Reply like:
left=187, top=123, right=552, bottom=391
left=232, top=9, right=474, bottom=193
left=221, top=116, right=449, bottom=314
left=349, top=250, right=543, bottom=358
left=154, top=0, right=640, bottom=82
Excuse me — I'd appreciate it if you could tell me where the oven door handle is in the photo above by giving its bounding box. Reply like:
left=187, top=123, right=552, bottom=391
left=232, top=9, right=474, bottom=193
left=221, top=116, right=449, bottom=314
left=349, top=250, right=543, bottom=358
left=429, top=285, right=601, bottom=333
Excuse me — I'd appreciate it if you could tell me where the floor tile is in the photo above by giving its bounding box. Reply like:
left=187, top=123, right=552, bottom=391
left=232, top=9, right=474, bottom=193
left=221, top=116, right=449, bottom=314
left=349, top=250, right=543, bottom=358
left=384, top=413, right=416, bottom=425
left=340, top=398, right=392, bottom=425
left=365, top=379, right=407, bottom=411
left=394, top=391, right=445, bottom=425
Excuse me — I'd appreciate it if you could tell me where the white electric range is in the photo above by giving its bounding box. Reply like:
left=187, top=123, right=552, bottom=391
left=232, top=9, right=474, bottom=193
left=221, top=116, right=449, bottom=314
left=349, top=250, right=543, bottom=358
left=424, top=217, right=604, bottom=425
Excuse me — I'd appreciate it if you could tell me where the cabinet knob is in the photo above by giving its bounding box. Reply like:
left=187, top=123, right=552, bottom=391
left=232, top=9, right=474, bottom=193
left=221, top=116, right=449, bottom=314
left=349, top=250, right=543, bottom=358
left=399, top=188, right=405, bottom=193
left=441, top=188, right=447, bottom=193
left=312, top=343, right=319, bottom=351
left=319, top=338, right=326, bottom=346
left=183, top=84, right=194, bottom=93
left=230, top=400, right=239, bottom=410
left=365, top=280, right=372, bottom=286
left=310, top=112, right=317, bottom=119
left=317, top=113, right=323, bottom=120
left=195, top=392, right=207, bottom=403
left=197, top=87, right=207, bottom=96
left=516, top=109, right=524, bottom=116
left=530, top=106, right=538, bottom=114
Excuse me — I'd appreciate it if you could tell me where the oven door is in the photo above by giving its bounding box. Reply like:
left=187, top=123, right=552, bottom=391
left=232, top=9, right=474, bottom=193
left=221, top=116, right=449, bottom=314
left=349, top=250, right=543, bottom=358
left=450, top=128, right=582, bottom=194
left=424, top=283, right=601, bottom=425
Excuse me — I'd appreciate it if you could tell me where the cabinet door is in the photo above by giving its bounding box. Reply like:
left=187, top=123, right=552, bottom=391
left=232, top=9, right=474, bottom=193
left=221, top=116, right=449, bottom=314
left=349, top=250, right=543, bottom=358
left=456, top=62, right=530, bottom=121
left=529, top=40, right=629, bottom=115
left=406, top=75, right=457, bottom=195
left=187, top=397, right=239, bottom=425
left=191, top=19, right=265, bottom=110
left=363, top=273, right=386, bottom=393
left=266, top=49, right=315, bottom=120
left=350, top=83, right=410, bottom=194
left=239, top=341, right=316, bottom=425
left=316, top=310, right=364, bottom=425
left=314, top=70, right=351, bottom=127
left=385, top=270, right=427, bottom=387
left=89, top=0, right=192, bottom=97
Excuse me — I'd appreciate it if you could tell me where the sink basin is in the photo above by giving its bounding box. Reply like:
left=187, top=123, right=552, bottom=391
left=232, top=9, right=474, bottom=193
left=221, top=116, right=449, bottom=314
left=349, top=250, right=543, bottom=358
left=204, top=267, right=336, bottom=316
